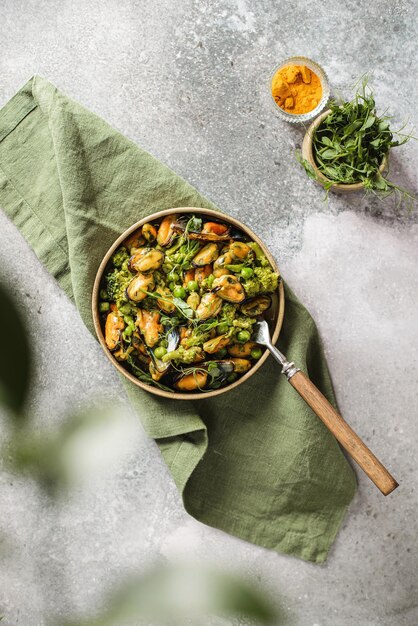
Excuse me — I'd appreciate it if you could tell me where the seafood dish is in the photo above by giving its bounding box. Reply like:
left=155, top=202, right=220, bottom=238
left=98, top=212, right=280, bottom=393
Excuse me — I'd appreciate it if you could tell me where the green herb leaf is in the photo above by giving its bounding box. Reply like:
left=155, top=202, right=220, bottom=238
left=172, top=297, right=194, bottom=319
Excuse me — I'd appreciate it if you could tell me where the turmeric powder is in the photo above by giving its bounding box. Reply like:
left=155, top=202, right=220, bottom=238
left=271, top=65, right=322, bottom=114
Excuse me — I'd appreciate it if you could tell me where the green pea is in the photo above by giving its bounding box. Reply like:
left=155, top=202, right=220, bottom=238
left=241, top=267, right=254, bottom=279
left=169, top=282, right=176, bottom=292
left=99, top=302, right=110, bottom=313
left=154, top=346, right=167, bottom=359
left=237, top=330, right=251, bottom=343
left=162, top=262, right=173, bottom=273
left=227, top=372, right=238, bottom=383
left=173, top=286, right=186, bottom=299
left=99, top=289, right=109, bottom=301
left=123, top=325, right=134, bottom=337
left=217, top=322, right=229, bottom=335
left=250, top=347, right=263, bottom=360
left=187, top=280, right=199, bottom=292
left=168, top=271, right=180, bottom=283
left=123, top=315, right=134, bottom=326
left=207, top=274, right=215, bottom=288
left=119, top=304, right=132, bottom=315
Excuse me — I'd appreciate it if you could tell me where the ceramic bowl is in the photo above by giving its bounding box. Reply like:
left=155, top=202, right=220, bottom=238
left=270, top=56, right=330, bottom=124
left=301, top=109, right=389, bottom=193
left=92, top=207, right=285, bottom=400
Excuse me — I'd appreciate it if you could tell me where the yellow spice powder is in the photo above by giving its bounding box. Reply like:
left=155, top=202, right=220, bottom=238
left=271, top=64, right=322, bottom=114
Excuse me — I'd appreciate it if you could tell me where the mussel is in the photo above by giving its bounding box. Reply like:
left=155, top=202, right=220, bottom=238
left=136, top=310, right=162, bottom=347
left=156, top=286, right=176, bottom=313
left=174, top=359, right=235, bottom=391
left=142, top=223, right=158, bottom=243
left=195, top=264, right=212, bottom=284
left=129, top=247, right=164, bottom=273
left=213, top=251, right=234, bottom=277
left=105, top=306, right=125, bottom=351
left=157, top=214, right=177, bottom=246
left=227, top=341, right=256, bottom=357
left=173, top=218, right=231, bottom=242
left=125, top=229, right=145, bottom=252
left=240, top=294, right=272, bottom=317
left=192, top=243, right=219, bottom=267
left=212, top=274, right=245, bottom=303
left=174, top=370, right=208, bottom=391
left=126, top=273, right=155, bottom=302
left=195, top=293, right=222, bottom=320
left=173, top=216, right=247, bottom=243
left=230, top=358, right=252, bottom=373
left=186, top=292, right=200, bottom=311
left=203, top=334, right=230, bottom=354
left=229, top=241, right=251, bottom=260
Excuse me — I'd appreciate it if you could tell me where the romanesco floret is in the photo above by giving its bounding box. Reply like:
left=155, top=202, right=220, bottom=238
left=220, top=302, right=236, bottom=324
left=232, top=316, right=256, bottom=330
left=162, top=346, right=203, bottom=364
left=242, top=267, right=279, bottom=296
left=106, top=267, right=132, bottom=306
left=254, top=266, right=279, bottom=293
left=112, top=247, right=130, bottom=268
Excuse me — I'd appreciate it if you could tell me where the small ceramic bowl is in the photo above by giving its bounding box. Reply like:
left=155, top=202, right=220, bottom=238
left=270, top=56, right=330, bottom=124
left=92, top=207, right=285, bottom=401
left=301, top=109, right=389, bottom=193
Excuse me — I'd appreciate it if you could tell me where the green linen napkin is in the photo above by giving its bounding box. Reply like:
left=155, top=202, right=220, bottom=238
left=0, top=76, right=356, bottom=563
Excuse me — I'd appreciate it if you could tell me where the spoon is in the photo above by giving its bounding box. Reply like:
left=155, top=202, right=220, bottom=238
left=252, top=320, right=398, bottom=496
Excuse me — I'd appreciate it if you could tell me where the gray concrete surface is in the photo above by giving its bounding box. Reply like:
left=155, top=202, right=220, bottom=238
left=0, top=0, right=418, bottom=624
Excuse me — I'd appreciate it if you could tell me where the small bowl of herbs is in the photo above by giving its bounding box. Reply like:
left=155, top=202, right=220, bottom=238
left=299, top=78, right=415, bottom=202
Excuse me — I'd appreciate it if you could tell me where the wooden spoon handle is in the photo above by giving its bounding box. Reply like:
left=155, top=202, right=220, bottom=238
left=288, top=370, right=398, bottom=496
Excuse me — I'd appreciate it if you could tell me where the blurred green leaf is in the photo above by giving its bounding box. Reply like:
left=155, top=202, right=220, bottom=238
left=60, top=564, right=280, bottom=626
left=0, top=283, right=31, bottom=417
left=5, top=405, right=129, bottom=496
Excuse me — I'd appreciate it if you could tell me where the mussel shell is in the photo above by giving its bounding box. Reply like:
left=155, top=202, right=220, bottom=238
left=240, top=294, right=272, bottom=317
left=148, top=328, right=179, bottom=373
left=202, top=359, right=235, bottom=380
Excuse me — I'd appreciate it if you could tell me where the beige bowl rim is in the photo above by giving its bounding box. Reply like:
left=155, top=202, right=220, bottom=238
left=92, top=207, right=285, bottom=400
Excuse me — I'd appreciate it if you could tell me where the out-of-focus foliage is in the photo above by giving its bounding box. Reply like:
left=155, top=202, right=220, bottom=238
left=0, top=283, right=31, bottom=417
left=59, top=564, right=280, bottom=626
left=0, top=283, right=282, bottom=626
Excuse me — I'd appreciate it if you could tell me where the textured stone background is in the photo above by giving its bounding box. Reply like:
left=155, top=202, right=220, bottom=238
left=0, top=0, right=417, bottom=624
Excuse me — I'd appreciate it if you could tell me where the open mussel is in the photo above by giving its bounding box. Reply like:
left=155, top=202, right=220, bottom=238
left=142, top=223, right=158, bottom=243
left=173, top=218, right=231, bottom=242
left=212, top=274, right=245, bottom=303
left=173, top=216, right=248, bottom=243
left=136, top=310, right=162, bottom=347
left=129, top=247, right=164, bottom=273
left=105, top=306, right=125, bottom=351
left=227, top=341, right=256, bottom=357
left=173, top=359, right=235, bottom=391
left=126, top=273, right=155, bottom=302
left=240, top=294, right=272, bottom=317
left=157, top=214, right=177, bottom=246
left=192, top=243, right=219, bottom=267
left=195, top=293, right=222, bottom=320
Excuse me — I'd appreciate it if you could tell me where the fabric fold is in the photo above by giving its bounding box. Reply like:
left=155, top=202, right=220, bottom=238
left=0, top=76, right=356, bottom=563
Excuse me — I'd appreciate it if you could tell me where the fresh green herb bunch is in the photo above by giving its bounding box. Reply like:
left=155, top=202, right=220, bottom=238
left=299, top=78, right=416, bottom=204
